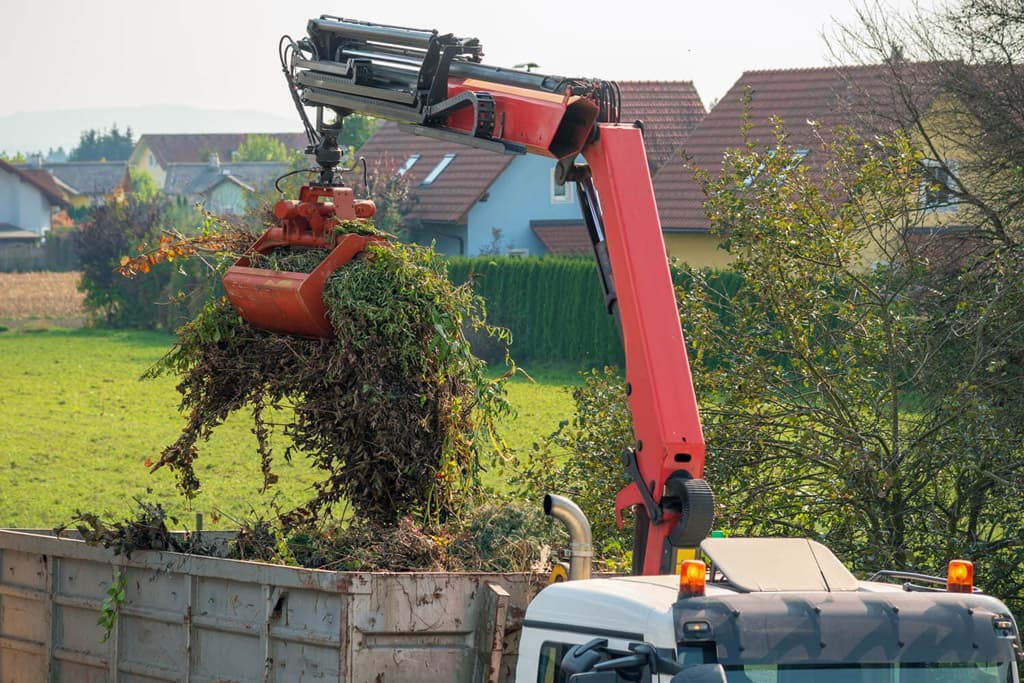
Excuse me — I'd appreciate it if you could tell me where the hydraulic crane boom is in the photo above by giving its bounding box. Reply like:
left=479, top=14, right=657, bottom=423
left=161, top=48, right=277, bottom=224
left=577, top=130, right=714, bottom=574
left=229, top=16, right=715, bottom=575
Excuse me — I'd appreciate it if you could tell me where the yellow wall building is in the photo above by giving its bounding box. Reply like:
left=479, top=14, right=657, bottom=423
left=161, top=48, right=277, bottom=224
left=652, top=64, right=969, bottom=270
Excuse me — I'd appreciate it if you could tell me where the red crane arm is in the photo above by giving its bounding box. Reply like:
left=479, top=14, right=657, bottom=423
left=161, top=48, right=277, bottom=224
left=580, top=126, right=713, bottom=575
left=242, top=17, right=716, bottom=574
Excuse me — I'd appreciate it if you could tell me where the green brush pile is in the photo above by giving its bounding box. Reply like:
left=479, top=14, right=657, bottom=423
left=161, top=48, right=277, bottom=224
left=149, top=237, right=514, bottom=528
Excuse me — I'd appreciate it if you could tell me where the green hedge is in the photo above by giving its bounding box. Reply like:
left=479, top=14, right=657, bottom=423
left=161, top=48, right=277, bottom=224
left=447, top=256, right=623, bottom=365
left=446, top=256, right=746, bottom=367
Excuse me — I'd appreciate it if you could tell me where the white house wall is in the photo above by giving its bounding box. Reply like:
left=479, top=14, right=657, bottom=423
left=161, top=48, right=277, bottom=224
left=206, top=183, right=247, bottom=215
left=0, top=168, right=16, bottom=225
left=0, top=167, right=51, bottom=234
left=465, top=155, right=582, bottom=256
left=18, top=182, right=51, bottom=234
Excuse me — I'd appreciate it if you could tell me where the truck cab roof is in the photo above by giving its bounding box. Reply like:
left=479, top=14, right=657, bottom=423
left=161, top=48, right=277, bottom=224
left=523, top=538, right=1021, bottom=671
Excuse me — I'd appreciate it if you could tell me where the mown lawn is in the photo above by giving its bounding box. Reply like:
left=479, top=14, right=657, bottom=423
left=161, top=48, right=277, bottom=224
left=0, top=328, right=576, bottom=528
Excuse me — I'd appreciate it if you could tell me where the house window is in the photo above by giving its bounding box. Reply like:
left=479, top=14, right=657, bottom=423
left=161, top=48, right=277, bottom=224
left=397, top=154, right=421, bottom=176
left=922, top=159, right=959, bottom=211
left=551, top=167, right=573, bottom=204
left=420, top=153, right=456, bottom=186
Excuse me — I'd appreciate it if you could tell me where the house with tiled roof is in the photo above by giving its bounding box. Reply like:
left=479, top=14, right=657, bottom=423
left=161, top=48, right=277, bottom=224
left=14, top=159, right=126, bottom=208
left=355, top=123, right=516, bottom=254
left=652, top=64, right=946, bottom=266
left=0, top=159, right=70, bottom=242
left=162, top=157, right=289, bottom=215
left=356, top=81, right=705, bottom=256
left=616, top=81, right=707, bottom=172
left=128, top=133, right=306, bottom=189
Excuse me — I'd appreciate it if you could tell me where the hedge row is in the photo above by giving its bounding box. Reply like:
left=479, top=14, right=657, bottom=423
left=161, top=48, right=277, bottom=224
left=445, top=257, right=745, bottom=366
left=72, top=230, right=742, bottom=368
left=447, top=256, right=622, bottom=365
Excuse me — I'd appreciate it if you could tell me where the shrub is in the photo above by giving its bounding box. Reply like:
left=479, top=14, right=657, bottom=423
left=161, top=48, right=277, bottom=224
left=75, top=193, right=213, bottom=329
left=512, top=366, right=634, bottom=561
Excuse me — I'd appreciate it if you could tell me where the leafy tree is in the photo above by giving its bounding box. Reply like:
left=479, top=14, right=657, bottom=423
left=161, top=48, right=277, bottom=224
left=513, top=117, right=1024, bottom=607
left=76, top=190, right=167, bottom=326
left=75, top=190, right=212, bottom=329
left=127, top=168, right=159, bottom=202
left=337, top=113, right=377, bottom=151
left=0, top=151, right=28, bottom=163
left=823, top=0, right=1024, bottom=605
left=234, top=134, right=290, bottom=162
left=680, top=120, right=1024, bottom=610
left=69, top=124, right=135, bottom=161
left=356, top=155, right=414, bottom=238
left=830, top=0, right=1023, bottom=251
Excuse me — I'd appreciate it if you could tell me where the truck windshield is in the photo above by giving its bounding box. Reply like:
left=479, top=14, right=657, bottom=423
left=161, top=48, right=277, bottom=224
left=725, top=662, right=1012, bottom=683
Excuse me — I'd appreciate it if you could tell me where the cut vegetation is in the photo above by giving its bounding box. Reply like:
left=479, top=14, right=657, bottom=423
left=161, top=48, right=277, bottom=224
left=149, top=239, right=514, bottom=527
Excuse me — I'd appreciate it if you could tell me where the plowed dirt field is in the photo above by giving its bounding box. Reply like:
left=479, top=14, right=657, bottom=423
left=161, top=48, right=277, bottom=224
left=0, top=271, right=85, bottom=324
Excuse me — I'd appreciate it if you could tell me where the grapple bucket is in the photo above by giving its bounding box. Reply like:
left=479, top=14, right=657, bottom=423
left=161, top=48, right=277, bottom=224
left=223, top=185, right=379, bottom=338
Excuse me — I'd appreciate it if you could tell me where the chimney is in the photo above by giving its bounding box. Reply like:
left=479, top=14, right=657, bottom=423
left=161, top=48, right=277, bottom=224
left=31, top=154, right=44, bottom=168
left=208, top=152, right=220, bottom=168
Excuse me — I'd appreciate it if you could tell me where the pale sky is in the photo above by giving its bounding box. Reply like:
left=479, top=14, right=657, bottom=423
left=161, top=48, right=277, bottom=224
left=2, top=0, right=937, bottom=118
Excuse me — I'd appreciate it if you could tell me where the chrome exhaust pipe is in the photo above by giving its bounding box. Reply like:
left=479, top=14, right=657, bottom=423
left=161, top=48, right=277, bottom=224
left=544, top=494, right=593, bottom=581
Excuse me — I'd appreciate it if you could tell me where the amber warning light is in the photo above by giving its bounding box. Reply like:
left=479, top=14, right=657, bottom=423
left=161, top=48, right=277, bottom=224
left=947, top=559, right=974, bottom=593
left=679, top=560, right=707, bottom=597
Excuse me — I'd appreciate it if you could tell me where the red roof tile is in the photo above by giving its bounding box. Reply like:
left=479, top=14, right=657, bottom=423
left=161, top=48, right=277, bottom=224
left=354, top=81, right=705, bottom=224
left=355, top=122, right=513, bottom=224
left=19, top=169, right=70, bottom=204
left=652, top=63, right=942, bottom=230
left=531, top=221, right=591, bottom=256
left=0, top=160, right=69, bottom=207
left=139, top=133, right=309, bottom=166
left=616, top=81, right=706, bottom=171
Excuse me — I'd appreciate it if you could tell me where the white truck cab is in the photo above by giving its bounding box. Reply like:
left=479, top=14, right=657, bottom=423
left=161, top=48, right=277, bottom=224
left=518, top=573, right=681, bottom=682
left=515, top=538, right=1022, bottom=683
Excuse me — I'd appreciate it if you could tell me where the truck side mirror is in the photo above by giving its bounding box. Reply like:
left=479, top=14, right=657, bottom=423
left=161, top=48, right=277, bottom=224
left=561, top=638, right=610, bottom=676
left=670, top=664, right=728, bottom=683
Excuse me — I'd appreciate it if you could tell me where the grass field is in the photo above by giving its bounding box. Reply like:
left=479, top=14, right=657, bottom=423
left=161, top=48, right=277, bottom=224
left=0, top=328, right=576, bottom=528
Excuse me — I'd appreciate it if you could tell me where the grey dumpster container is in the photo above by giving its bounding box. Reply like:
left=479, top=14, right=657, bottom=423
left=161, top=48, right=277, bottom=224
left=0, top=529, right=544, bottom=682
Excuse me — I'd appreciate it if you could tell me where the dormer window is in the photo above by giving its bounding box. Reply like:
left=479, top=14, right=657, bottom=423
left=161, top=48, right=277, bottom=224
left=397, top=154, right=421, bottom=176
left=421, top=154, right=456, bottom=186
left=922, top=159, right=959, bottom=211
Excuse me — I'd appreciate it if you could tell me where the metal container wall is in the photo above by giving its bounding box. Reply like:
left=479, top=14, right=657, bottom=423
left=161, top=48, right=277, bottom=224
left=0, top=530, right=543, bottom=683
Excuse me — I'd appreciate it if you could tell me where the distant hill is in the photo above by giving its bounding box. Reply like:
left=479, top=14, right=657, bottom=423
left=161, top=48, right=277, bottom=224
left=0, top=106, right=303, bottom=156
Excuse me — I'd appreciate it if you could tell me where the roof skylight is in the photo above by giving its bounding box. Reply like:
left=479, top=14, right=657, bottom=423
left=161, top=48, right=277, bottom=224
left=420, top=153, right=456, bottom=186
left=397, top=154, right=421, bottom=176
